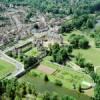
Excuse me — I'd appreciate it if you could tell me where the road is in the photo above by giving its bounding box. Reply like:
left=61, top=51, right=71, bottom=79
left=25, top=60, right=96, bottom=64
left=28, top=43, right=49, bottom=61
left=0, top=50, right=24, bottom=79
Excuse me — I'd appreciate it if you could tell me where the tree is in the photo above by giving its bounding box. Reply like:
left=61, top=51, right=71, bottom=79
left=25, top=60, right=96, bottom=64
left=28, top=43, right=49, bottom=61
left=79, top=38, right=89, bottom=49
left=55, top=80, right=63, bottom=86
left=94, top=76, right=100, bottom=100
left=67, top=45, right=73, bottom=54
left=19, top=53, right=24, bottom=62
left=69, top=34, right=89, bottom=49
left=44, top=75, right=49, bottom=82
left=49, top=43, right=71, bottom=65
left=15, top=94, right=21, bottom=100
left=43, top=92, right=50, bottom=100
left=68, top=34, right=80, bottom=48
left=0, top=81, right=5, bottom=96
left=7, top=51, right=13, bottom=57
left=85, top=62, right=94, bottom=72
left=34, top=23, right=39, bottom=29
left=51, top=93, right=58, bottom=100
left=75, top=53, right=86, bottom=68
left=78, top=85, right=83, bottom=93
left=60, top=22, right=73, bottom=33
left=52, top=43, right=60, bottom=54
left=24, top=56, right=38, bottom=69
left=86, top=17, right=95, bottom=28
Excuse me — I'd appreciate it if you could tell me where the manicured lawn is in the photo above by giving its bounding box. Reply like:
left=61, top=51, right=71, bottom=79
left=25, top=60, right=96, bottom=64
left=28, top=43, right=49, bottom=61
left=19, top=72, right=91, bottom=100
left=41, top=56, right=93, bottom=96
left=25, top=48, right=40, bottom=57
left=19, top=55, right=93, bottom=97
left=41, top=56, right=61, bottom=69
left=73, top=48, right=100, bottom=66
left=0, top=59, right=16, bottom=79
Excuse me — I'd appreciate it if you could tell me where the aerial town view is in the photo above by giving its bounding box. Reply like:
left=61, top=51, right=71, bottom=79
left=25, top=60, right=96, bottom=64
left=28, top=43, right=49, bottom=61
left=0, top=0, right=100, bottom=100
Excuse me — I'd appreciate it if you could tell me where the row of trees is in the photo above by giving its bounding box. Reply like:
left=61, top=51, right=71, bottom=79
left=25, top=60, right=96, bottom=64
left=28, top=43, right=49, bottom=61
left=2, top=0, right=99, bottom=16
left=60, top=14, right=96, bottom=33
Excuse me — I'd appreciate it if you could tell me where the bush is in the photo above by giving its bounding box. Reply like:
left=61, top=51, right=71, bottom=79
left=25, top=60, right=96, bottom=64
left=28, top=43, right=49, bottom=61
left=32, top=72, right=38, bottom=77
left=55, top=80, right=63, bottom=86
left=79, top=38, right=89, bottom=49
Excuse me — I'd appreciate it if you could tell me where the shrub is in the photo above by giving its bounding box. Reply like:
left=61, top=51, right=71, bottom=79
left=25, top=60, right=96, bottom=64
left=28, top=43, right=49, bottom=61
left=32, top=72, right=38, bottom=77
left=55, top=80, right=63, bottom=86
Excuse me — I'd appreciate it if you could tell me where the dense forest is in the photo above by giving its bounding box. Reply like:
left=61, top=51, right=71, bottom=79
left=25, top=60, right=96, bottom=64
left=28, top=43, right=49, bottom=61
left=1, top=0, right=100, bottom=15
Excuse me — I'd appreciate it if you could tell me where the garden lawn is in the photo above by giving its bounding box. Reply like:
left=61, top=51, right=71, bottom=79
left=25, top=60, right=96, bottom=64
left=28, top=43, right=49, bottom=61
left=41, top=56, right=93, bottom=96
left=19, top=55, right=93, bottom=97
left=19, top=72, right=91, bottom=100
left=25, top=48, right=40, bottom=57
left=0, top=59, right=16, bottom=79
left=73, top=48, right=100, bottom=66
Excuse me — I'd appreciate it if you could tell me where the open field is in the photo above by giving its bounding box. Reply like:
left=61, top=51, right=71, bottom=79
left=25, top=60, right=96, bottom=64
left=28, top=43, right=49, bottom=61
left=41, top=56, right=93, bottom=84
left=19, top=55, right=93, bottom=97
left=0, top=59, right=16, bottom=79
left=41, top=56, right=93, bottom=96
left=73, top=48, right=100, bottom=66
left=19, top=71, right=91, bottom=100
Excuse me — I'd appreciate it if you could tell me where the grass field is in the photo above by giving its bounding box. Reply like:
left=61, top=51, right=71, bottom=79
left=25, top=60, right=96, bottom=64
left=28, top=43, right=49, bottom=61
left=0, top=59, right=16, bottom=78
left=42, top=56, right=93, bottom=83
left=19, top=55, right=93, bottom=98
left=19, top=71, right=91, bottom=100
left=73, top=48, right=100, bottom=66
left=40, top=56, right=93, bottom=96
left=25, top=48, right=40, bottom=57
left=63, top=29, right=100, bottom=76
